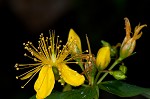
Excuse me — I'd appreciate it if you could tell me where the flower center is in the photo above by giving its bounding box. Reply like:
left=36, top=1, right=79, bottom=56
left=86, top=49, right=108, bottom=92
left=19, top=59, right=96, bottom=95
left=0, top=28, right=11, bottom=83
left=51, top=53, right=56, bottom=64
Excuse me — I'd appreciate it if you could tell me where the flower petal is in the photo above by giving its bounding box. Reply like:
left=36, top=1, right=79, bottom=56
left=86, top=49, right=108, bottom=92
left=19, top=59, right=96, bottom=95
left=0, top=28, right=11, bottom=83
left=68, top=28, right=82, bottom=54
left=34, top=65, right=55, bottom=99
left=59, top=63, right=85, bottom=86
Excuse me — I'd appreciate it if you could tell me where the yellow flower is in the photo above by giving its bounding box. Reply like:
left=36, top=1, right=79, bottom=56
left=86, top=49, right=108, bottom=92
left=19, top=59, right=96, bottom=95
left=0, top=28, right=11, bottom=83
left=15, top=31, right=85, bottom=99
left=95, top=46, right=111, bottom=70
left=120, top=17, right=147, bottom=59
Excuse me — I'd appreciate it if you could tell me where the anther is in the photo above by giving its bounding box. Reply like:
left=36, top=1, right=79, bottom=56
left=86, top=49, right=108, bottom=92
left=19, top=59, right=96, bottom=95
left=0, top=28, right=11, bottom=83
left=24, top=53, right=27, bottom=56
left=16, top=76, right=19, bottom=79
left=59, top=72, right=61, bottom=75
left=34, top=58, right=38, bottom=61
left=16, top=68, right=19, bottom=70
left=58, top=79, right=61, bottom=82
left=24, top=47, right=28, bottom=49
left=59, top=40, right=62, bottom=43
left=14, top=63, right=18, bottom=68
left=61, top=83, right=64, bottom=86
left=21, top=86, right=24, bottom=88
left=29, top=42, right=32, bottom=44
left=88, top=62, right=91, bottom=64
left=90, top=55, right=92, bottom=58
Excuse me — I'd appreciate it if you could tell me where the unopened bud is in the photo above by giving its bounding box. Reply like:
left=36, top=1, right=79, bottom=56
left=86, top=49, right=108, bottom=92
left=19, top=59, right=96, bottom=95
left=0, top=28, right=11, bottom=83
left=120, top=39, right=136, bottom=59
left=119, top=65, right=127, bottom=74
left=96, top=46, right=111, bottom=70
left=110, top=70, right=126, bottom=80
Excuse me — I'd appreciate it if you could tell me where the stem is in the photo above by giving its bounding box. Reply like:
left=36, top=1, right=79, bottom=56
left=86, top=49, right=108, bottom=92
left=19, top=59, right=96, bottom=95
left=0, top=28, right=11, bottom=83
left=95, top=85, right=99, bottom=99
left=81, top=84, right=89, bottom=87
left=78, top=61, right=84, bottom=71
left=94, top=71, right=101, bottom=84
left=97, top=57, right=122, bottom=84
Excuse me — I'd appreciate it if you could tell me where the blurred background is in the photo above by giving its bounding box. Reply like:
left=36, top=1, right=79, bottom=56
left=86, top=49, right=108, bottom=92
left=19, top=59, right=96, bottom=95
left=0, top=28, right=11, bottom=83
left=0, top=0, right=150, bottom=99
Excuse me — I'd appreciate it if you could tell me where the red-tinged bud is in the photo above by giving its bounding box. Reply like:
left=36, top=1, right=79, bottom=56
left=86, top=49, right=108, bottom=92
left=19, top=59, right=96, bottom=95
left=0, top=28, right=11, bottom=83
left=119, top=17, right=147, bottom=59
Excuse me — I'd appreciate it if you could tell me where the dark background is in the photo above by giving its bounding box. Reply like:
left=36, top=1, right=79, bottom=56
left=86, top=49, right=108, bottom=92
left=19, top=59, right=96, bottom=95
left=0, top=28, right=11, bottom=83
left=0, top=0, right=150, bottom=99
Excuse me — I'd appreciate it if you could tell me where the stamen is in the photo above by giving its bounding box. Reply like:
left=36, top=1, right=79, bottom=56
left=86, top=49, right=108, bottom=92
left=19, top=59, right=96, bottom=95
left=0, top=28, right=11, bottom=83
left=65, top=62, right=79, bottom=64
left=16, top=65, right=42, bottom=78
left=14, top=63, right=42, bottom=71
left=20, top=67, right=41, bottom=88
left=24, top=41, right=45, bottom=61
left=14, top=63, right=18, bottom=68
left=38, top=37, right=50, bottom=59
left=86, top=34, right=92, bottom=55
left=81, top=62, right=93, bottom=75
left=16, top=68, right=19, bottom=70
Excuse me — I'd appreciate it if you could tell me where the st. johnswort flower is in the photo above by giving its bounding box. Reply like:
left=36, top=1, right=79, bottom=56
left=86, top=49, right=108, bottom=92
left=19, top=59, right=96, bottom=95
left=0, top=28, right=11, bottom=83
left=15, top=29, right=85, bottom=99
left=120, top=17, right=147, bottom=59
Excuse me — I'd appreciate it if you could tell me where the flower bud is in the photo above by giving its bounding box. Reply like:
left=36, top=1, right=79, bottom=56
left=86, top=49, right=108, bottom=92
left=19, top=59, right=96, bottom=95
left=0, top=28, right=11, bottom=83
left=110, top=70, right=126, bottom=80
left=120, top=38, right=136, bottom=59
left=119, top=64, right=127, bottom=74
left=119, top=17, right=147, bottom=59
left=101, top=40, right=110, bottom=47
left=96, top=46, right=111, bottom=70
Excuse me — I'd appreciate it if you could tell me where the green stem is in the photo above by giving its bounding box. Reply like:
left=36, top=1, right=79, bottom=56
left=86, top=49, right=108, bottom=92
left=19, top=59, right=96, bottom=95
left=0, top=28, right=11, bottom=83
left=81, top=84, right=89, bottom=87
left=95, top=85, right=99, bottom=99
left=94, top=71, right=101, bottom=84
left=78, top=61, right=84, bottom=71
left=97, top=57, right=122, bottom=84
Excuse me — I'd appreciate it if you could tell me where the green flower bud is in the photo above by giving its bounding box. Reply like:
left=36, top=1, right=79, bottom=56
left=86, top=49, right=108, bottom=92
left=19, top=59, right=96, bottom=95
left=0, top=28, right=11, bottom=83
left=101, top=40, right=119, bottom=57
left=101, top=40, right=111, bottom=47
left=119, top=65, right=127, bottom=74
left=110, top=70, right=126, bottom=80
left=110, top=46, right=118, bottom=57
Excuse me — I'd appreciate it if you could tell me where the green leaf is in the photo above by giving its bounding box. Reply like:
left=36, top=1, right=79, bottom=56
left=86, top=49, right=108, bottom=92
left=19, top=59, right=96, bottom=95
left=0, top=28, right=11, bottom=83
left=98, top=80, right=150, bottom=97
left=141, top=90, right=150, bottom=99
left=30, top=86, right=97, bottom=99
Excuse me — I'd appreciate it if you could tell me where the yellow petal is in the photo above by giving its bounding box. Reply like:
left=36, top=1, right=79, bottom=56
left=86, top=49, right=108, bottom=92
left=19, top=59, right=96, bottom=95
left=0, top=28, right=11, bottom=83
left=59, top=63, right=85, bottom=86
left=68, top=28, right=82, bottom=53
left=34, top=65, right=55, bottom=99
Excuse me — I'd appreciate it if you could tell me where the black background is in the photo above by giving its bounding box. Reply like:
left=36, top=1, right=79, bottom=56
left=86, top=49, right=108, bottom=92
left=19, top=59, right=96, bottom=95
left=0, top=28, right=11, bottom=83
left=0, top=0, right=150, bottom=99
